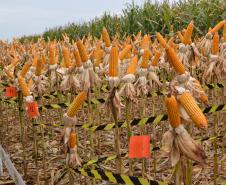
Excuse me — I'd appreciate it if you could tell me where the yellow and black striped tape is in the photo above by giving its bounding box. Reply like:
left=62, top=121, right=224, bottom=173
left=81, top=135, right=223, bottom=168
left=73, top=167, right=167, bottom=185
left=31, top=103, right=226, bottom=130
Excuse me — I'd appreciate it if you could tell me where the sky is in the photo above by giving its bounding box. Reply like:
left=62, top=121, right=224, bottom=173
left=0, top=0, right=148, bottom=40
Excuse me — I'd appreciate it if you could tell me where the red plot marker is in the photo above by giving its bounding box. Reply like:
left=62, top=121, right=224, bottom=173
left=129, top=135, right=150, bottom=159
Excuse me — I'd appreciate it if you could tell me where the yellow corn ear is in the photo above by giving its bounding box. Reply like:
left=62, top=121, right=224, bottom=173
left=211, top=32, right=219, bottom=55
left=166, top=47, right=185, bottom=74
left=151, top=50, right=161, bottom=66
left=183, top=21, right=194, bottom=45
left=28, top=78, right=33, bottom=91
left=35, top=58, right=43, bottom=76
left=49, top=44, right=56, bottom=65
left=156, top=32, right=167, bottom=48
left=209, top=20, right=225, bottom=34
left=77, top=40, right=88, bottom=62
left=67, top=92, right=87, bottom=118
left=179, top=92, right=208, bottom=129
left=223, top=22, right=226, bottom=42
left=18, top=76, right=30, bottom=97
left=178, top=31, right=184, bottom=42
left=68, top=131, right=77, bottom=148
left=94, top=49, right=102, bottom=67
left=140, top=50, right=150, bottom=69
left=32, top=52, right=38, bottom=67
left=199, top=93, right=208, bottom=104
left=102, top=27, right=111, bottom=47
left=73, top=49, right=83, bottom=68
left=126, top=56, right=138, bottom=75
left=119, top=45, right=132, bottom=60
left=141, top=34, right=149, bottom=50
left=109, top=46, right=119, bottom=77
left=20, top=62, right=31, bottom=77
left=62, top=47, right=71, bottom=68
left=165, top=94, right=181, bottom=128
left=168, top=37, right=174, bottom=48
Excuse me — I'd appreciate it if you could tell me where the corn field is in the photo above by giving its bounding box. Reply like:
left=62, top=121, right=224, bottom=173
left=0, top=3, right=226, bottom=185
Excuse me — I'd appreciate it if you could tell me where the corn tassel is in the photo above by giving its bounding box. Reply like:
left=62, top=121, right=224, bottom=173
left=165, top=94, right=181, bottom=128
left=166, top=47, right=185, bottom=74
left=179, top=92, right=208, bottom=129
left=77, top=40, right=88, bottom=62
left=183, top=21, right=194, bottom=45
left=67, top=92, right=87, bottom=118
left=211, top=32, right=219, bottom=55
left=18, top=76, right=30, bottom=97
left=102, top=27, right=111, bottom=47
left=109, top=46, right=119, bottom=77
left=126, top=56, right=138, bottom=75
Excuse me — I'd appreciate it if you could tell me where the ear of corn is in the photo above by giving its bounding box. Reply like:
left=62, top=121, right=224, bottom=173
left=168, top=37, right=175, bottom=48
left=140, top=50, right=150, bottom=69
left=109, top=46, right=119, bottom=77
left=32, top=52, right=38, bottom=67
left=209, top=20, right=225, bottom=34
left=178, top=31, right=184, bottom=42
left=102, top=27, right=111, bottom=47
left=156, top=32, right=167, bottom=48
left=119, top=45, right=132, bottom=60
left=183, top=21, right=194, bottom=45
left=68, top=131, right=77, bottom=148
left=126, top=56, right=138, bottom=74
left=94, top=48, right=102, bottom=67
left=49, top=44, right=56, bottom=65
left=77, top=40, right=88, bottom=62
left=20, top=62, right=31, bottom=77
left=211, top=32, right=219, bottom=55
left=18, top=76, right=30, bottom=97
left=28, top=78, right=33, bottom=91
left=151, top=50, right=161, bottom=66
left=67, top=92, right=87, bottom=118
left=166, top=47, right=185, bottom=74
left=141, top=35, right=149, bottom=50
left=223, top=22, right=226, bottom=42
left=179, top=92, right=208, bottom=129
left=165, top=94, right=181, bottom=128
left=62, top=47, right=72, bottom=68
left=73, top=49, right=83, bottom=68
left=35, top=57, right=43, bottom=76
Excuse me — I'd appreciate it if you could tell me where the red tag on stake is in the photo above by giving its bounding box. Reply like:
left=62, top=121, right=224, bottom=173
left=5, top=86, right=17, bottom=97
left=129, top=135, right=150, bottom=159
left=26, top=101, right=40, bottom=118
